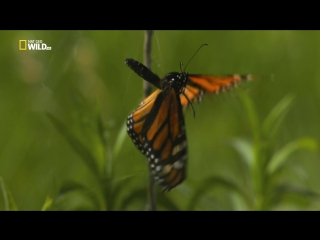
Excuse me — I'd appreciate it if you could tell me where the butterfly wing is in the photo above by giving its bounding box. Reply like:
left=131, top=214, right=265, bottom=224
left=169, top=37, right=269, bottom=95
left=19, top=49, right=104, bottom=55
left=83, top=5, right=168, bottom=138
left=180, top=74, right=253, bottom=106
left=127, top=89, right=161, bottom=152
left=127, top=89, right=187, bottom=191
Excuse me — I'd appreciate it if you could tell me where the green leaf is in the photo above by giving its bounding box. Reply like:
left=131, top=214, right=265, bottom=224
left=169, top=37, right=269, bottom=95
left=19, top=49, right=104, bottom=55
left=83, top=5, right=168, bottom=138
left=0, top=177, right=9, bottom=211
left=52, top=191, right=98, bottom=210
left=267, top=137, right=319, bottom=175
left=238, top=90, right=260, bottom=142
left=46, top=112, right=99, bottom=176
left=96, top=106, right=107, bottom=147
left=119, top=188, right=146, bottom=210
left=59, top=181, right=87, bottom=195
left=230, top=138, right=254, bottom=169
left=104, top=176, right=133, bottom=210
left=270, top=184, right=320, bottom=208
left=157, top=194, right=180, bottom=210
left=262, top=94, right=295, bottom=139
left=7, top=191, right=19, bottom=211
left=187, top=176, right=251, bottom=210
left=58, top=181, right=103, bottom=209
left=51, top=181, right=102, bottom=210
left=0, top=177, right=18, bottom=211
left=41, top=196, right=53, bottom=211
left=113, top=120, right=128, bottom=158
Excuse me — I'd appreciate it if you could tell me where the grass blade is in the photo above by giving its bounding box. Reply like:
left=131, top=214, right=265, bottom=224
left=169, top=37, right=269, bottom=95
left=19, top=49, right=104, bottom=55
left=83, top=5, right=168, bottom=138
left=267, top=137, right=318, bottom=175
left=46, top=112, right=99, bottom=176
left=262, top=94, right=295, bottom=139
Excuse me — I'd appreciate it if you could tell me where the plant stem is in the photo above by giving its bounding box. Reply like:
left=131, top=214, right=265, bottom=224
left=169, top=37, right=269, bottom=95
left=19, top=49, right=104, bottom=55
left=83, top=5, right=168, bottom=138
left=143, top=30, right=156, bottom=211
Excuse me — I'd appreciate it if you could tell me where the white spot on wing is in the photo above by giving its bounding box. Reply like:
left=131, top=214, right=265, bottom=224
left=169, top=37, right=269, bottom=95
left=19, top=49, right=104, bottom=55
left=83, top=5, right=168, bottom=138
left=162, top=164, right=172, bottom=175
left=172, top=141, right=187, bottom=156
left=173, top=160, right=184, bottom=169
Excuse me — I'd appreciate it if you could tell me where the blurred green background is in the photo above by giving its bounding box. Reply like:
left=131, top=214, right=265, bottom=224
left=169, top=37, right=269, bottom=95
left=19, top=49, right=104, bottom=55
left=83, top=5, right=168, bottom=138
left=0, top=30, right=319, bottom=210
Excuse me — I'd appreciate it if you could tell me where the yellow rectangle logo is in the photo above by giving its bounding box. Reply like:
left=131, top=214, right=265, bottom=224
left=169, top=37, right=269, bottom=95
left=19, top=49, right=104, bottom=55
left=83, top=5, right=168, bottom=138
left=19, top=40, right=27, bottom=50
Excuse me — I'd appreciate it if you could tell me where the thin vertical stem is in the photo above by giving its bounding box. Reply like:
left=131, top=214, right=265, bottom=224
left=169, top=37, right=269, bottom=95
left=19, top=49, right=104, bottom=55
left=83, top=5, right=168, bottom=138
left=144, top=31, right=153, bottom=96
left=143, top=30, right=156, bottom=211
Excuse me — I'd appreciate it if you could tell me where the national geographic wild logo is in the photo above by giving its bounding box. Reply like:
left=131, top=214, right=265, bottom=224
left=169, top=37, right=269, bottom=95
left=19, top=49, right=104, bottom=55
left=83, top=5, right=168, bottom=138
left=19, top=40, right=52, bottom=51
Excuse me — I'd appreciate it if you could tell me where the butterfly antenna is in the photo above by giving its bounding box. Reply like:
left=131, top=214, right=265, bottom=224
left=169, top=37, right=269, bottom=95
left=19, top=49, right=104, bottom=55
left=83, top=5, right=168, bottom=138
left=183, top=43, right=208, bottom=72
left=180, top=62, right=183, bottom=72
left=183, top=91, right=196, bottom=118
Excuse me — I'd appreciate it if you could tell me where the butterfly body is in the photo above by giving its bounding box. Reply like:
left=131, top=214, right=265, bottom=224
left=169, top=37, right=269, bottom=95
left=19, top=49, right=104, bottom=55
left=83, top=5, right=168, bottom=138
left=125, top=58, right=253, bottom=192
left=125, top=58, right=188, bottom=94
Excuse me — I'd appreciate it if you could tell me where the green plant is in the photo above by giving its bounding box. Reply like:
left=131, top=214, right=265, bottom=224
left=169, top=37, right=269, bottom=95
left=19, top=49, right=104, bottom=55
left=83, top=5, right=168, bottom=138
left=45, top=100, right=137, bottom=210
left=0, top=177, right=18, bottom=210
left=187, top=93, right=319, bottom=210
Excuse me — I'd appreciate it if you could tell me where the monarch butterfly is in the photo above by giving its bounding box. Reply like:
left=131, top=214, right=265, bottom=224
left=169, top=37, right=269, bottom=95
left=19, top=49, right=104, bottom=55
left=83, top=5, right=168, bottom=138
left=125, top=48, right=253, bottom=192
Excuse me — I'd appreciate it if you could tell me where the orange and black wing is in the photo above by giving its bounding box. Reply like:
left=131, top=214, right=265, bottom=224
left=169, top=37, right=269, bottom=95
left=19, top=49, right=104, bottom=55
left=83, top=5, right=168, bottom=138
left=127, top=89, right=187, bottom=191
left=180, top=74, right=254, bottom=107
left=126, top=89, right=161, bottom=152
